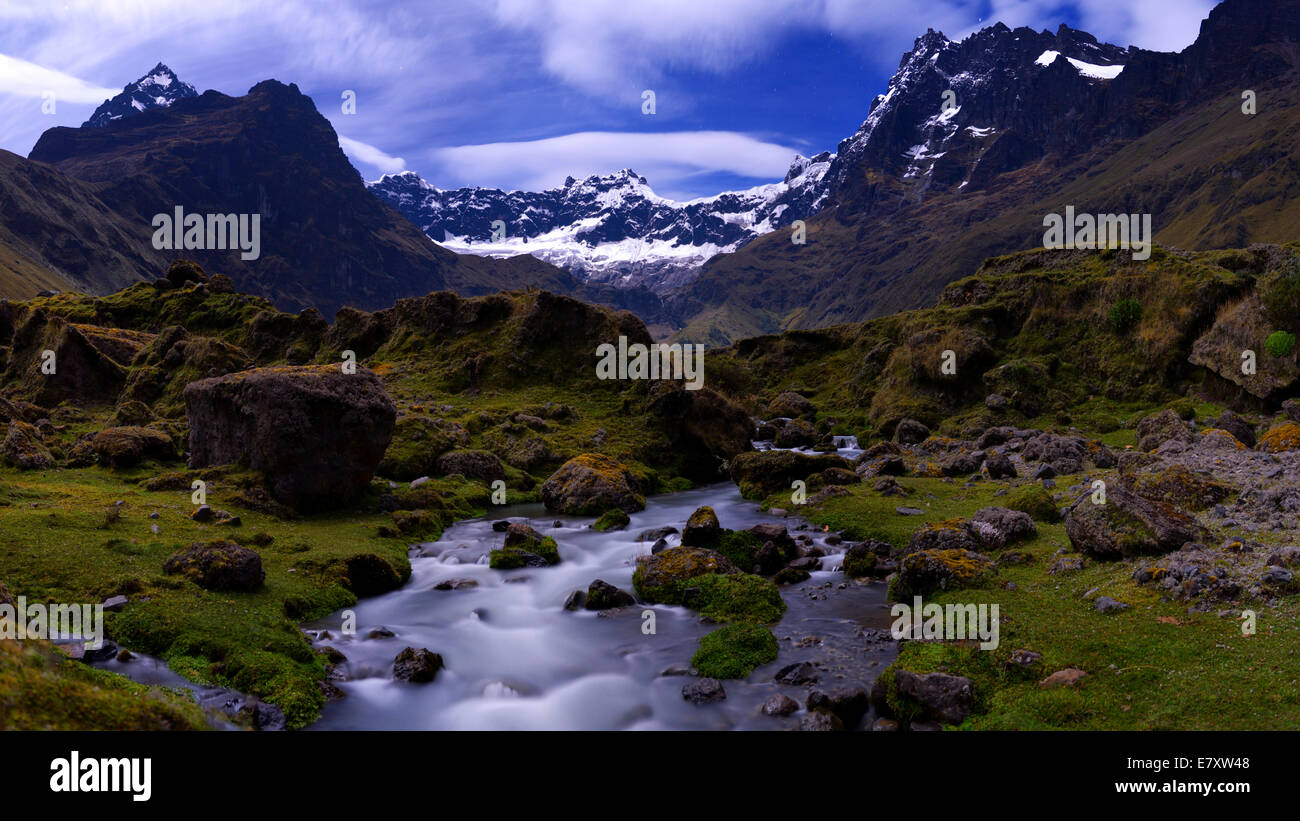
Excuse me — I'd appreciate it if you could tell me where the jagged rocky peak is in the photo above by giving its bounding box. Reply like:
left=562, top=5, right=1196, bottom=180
left=826, top=20, right=1132, bottom=194
left=83, top=62, right=198, bottom=128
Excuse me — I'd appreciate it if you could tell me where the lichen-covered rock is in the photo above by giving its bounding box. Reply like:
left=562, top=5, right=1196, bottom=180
left=540, top=453, right=645, bottom=515
left=184, top=365, right=396, bottom=511
left=1, top=420, right=53, bottom=470
left=889, top=548, right=994, bottom=599
left=632, top=546, right=739, bottom=604
left=162, top=541, right=265, bottom=591
left=1259, top=422, right=1300, bottom=453
left=1022, top=433, right=1089, bottom=474
left=906, top=519, right=978, bottom=554
left=90, top=426, right=174, bottom=467
left=729, top=450, right=851, bottom=500
left=1132, top=464, right=1231, bottom=511
left=1136, top=409, right=1192, bottom=452
left=682, top=506, right=722, bottom=547
left=1063, top=484, right=1206, bottom=559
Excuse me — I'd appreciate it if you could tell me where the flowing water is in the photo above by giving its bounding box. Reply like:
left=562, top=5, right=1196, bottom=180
left=94, top=438, right=895, bottom=730
left=306, top=473, right=895, bottom=731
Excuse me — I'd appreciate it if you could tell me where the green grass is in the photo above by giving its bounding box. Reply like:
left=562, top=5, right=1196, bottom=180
left=791, top=471, right=1300, bottom=729
left=0, top=639, right=210, bottom=730
left=0, top=463, right=488, bottom=728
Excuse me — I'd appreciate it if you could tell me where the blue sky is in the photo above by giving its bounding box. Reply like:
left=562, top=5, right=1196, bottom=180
left=0, top=0, right=1216, bottom=200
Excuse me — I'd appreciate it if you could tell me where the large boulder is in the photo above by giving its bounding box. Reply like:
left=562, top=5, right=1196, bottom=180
left=1063, top=484, right=1206, bottom=559
left=632, top=547, right=739, bottom=603
left=162, top=541, right=264, bottom=591
left=184, top=365, right=396, bottom=511
left=90, top=426, right=175, bottom=467
left=540, top=454, right=645, bottom=515
left=729, top=450, right=851, bottom=500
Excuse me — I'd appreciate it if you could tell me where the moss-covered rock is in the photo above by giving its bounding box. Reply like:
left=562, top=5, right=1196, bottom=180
left=90, top=426, right=175, bottom=467
left=1005, top=485, right=1062, bottom=522
left=632, top=546, right=739, bottom=604
left=540, top=453, right=645, bottom=514
left=888, top=548, right=994, bottom=600
left=766, top=390, right=815, bottom=419
left=378, top=415, right=470, bottom=480
left=681, top=505, right=721, bottom=546
left=712, top=530, right=766, bottom=571
left=691, top=623, right=779, bottom=679
left=162, top=540, right=265, bottom=591
left=1063, top=484, right=1207, bottom=559
left=841, top=543, right=878, bottom=578
left=728, top=449, right=851, bottom=500
left=693, top=573, right=786, bottom=623
left=492, top=526, right=561, bottom=568
left=592, top=508, right=630, bottom=531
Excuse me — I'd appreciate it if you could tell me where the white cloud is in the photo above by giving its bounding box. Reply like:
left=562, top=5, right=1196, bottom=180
left=0, top=53, right=118, bottom=102
left=339, top=135, right=407, bottom=174
left=492, top=0, right=1213, bottom=97
left=430, top=130, right=800, bottom=192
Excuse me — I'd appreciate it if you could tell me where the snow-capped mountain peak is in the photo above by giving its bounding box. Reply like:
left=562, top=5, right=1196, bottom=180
left=83, top=63, right=198, bottom=128
left=368, top=155, right=832, bottom=292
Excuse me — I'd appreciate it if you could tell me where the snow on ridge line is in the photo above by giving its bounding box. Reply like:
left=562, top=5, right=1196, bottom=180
left=1035, top=50, right=1124, bottom=80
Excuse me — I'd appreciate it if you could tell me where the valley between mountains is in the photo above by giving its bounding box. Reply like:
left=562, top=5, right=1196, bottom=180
left=2, top=0, right=1300, bottom=732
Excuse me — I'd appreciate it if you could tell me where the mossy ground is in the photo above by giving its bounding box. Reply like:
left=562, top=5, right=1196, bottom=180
left=786, top=466, right=1300, bottom=729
